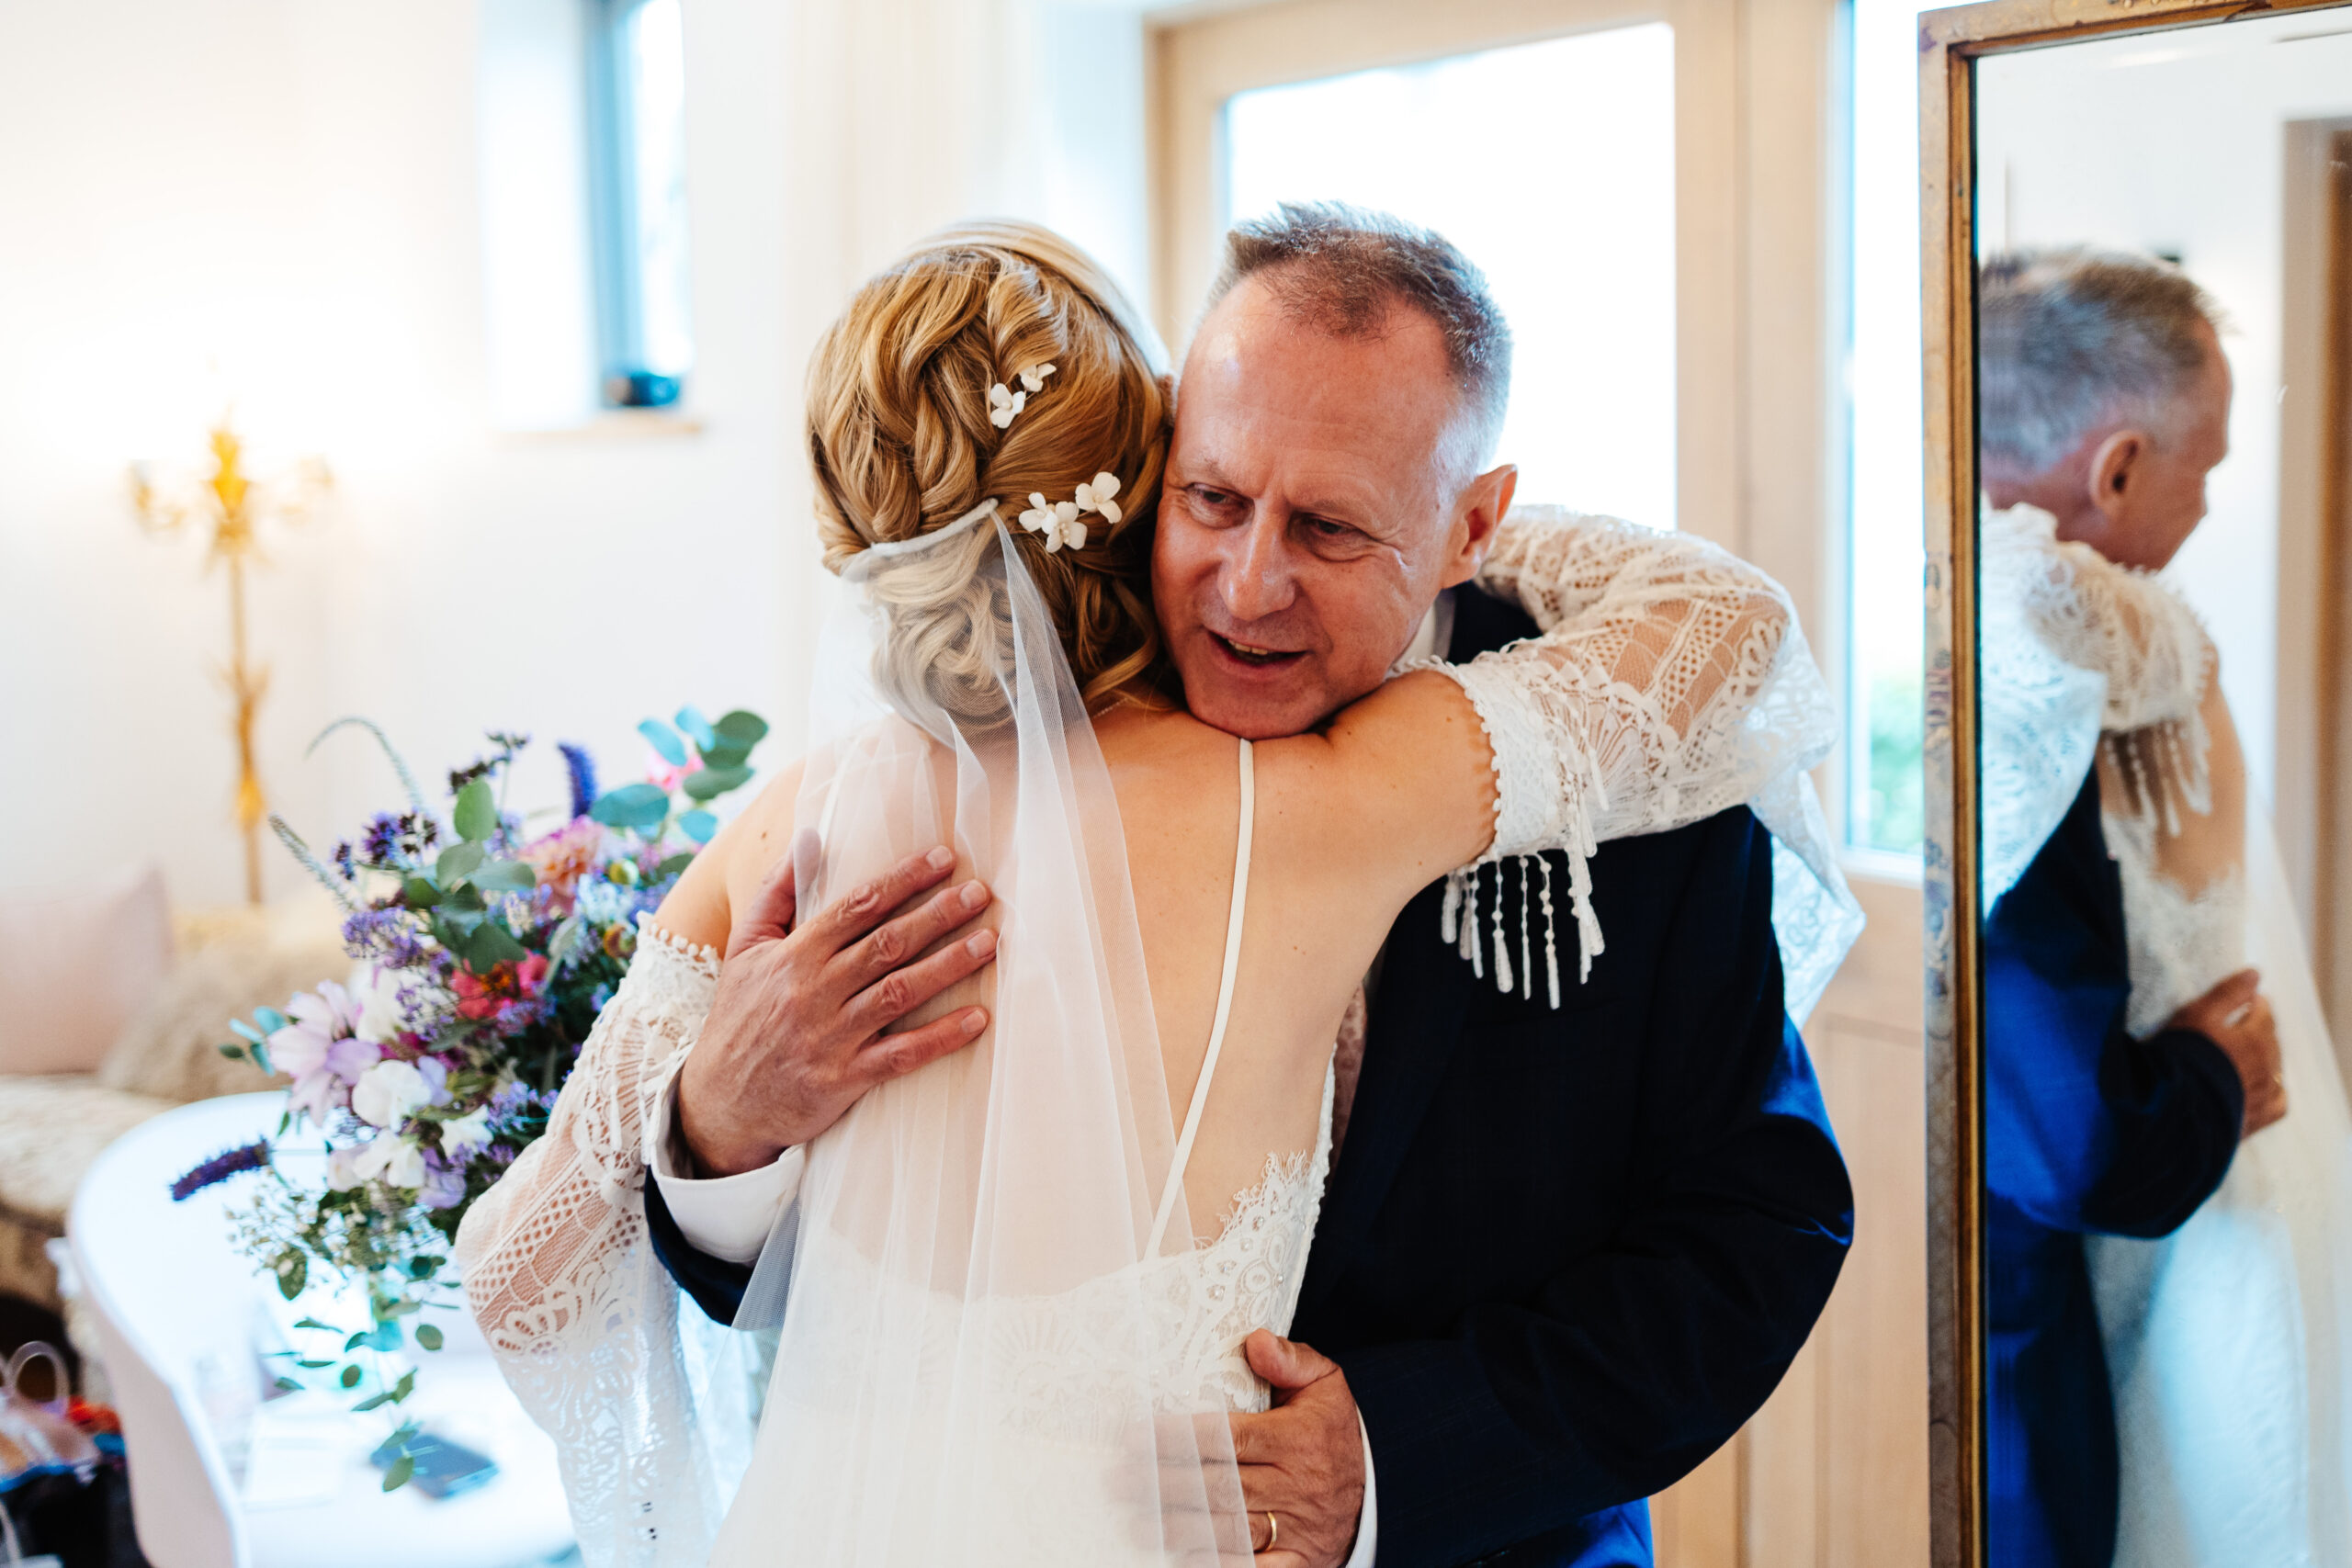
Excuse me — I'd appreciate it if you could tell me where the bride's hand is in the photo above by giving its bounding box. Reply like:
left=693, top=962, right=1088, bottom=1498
left=675, top=832, right=999, bottom=1175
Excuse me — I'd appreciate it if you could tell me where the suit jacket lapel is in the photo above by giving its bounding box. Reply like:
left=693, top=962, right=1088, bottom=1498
left=1298, top=879, right=1477, bottom=1320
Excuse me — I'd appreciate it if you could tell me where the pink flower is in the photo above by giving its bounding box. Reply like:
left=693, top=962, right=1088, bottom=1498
left=268, top=983, right=380, bottom=1126
left=451, top=953, right=550, bottom=1024
left=646, top=750, right=703, bottom=794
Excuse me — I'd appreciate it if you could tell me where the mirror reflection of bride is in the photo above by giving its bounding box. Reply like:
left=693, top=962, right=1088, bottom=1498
left=1980, top=248, right=2352, bottom=1568
left=451, top=222, right=1854, bottom=1563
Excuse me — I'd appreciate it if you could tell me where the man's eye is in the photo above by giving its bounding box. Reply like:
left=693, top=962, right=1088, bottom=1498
left=1189, top=487, right=1243, bottom=515
left=1303, top=516, right=1356, bottom=541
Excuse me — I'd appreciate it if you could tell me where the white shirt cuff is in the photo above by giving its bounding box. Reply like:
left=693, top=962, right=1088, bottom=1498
left=644, top=1074, right=803, bottom=1267
left=1342, top=1412, right=1377, bottom=1567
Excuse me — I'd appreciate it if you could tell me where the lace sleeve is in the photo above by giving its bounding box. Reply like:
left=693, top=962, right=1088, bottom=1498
left=1419, top=507, right=1858, bottom=1014
left=454, top=915, right=735, bottom=1566
left=1981, top=504, right=2216, bottom=906
left=2008, top=510, right=2213, bottom=732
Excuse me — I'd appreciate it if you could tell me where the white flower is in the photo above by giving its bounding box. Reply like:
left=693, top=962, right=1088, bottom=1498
left=1018, top=363, right=1056, bottom=394
left=325, top=1145, right=368, bottom=1192
left=1018, top=493, right=1087, bottom=553
left=353, top=966, right=410, bottom=1045
left=1073, top=471, right=1122, bottom=526
left=352, top=1134, right=425, bottom=1190
left=988, top=382, right=1026, bottom=429
left=351, top=1058, right=435, bottom=1129
left=438, top=1106, right=496, bottom=1161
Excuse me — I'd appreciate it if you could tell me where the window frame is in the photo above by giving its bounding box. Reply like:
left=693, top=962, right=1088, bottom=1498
left=584, top=0, right=689, bottom=409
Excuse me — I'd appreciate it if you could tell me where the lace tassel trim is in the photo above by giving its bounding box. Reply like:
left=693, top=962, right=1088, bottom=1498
left=1439, top=850, right=1602, bottom=1010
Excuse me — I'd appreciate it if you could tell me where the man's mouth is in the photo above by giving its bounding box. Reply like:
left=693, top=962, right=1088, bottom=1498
left=1209, top=632, right=1306, bottom=669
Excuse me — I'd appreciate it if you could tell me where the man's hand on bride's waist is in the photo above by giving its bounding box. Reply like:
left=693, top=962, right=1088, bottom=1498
left=675, top=832, right=999, bottom=1176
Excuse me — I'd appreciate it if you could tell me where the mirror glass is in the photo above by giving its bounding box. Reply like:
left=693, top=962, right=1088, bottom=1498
left=1974, top=13, right=2352, bottom=1564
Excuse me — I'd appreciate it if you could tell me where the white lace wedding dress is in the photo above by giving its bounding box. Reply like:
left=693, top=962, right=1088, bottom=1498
left=454, top=507, right=1862, bottom=1566
left=1985, top=503, right=2352, bottom=1567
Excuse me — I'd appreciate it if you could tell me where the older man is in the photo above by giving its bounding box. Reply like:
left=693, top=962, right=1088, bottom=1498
left=650, top=205, right=1851, bottom=1568
left=1976, top=248, right=2287, bottom=1568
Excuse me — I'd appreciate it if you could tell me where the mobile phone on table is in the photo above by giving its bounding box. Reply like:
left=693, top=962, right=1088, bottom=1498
left=369, top=1430, right=499, bottom=1499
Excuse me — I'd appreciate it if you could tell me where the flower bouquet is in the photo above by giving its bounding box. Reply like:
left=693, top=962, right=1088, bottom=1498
left=175, top=708, right=765, bottom=1486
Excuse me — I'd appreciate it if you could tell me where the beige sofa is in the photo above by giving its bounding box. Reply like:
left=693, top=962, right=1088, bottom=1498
left=0, top=901, right=345, bottom=1311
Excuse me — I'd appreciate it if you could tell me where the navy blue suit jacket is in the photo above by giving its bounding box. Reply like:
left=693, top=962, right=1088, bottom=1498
left=1984, top=766, right=2244, bottom=1568
left=646, top=589, right=1852, bottom=1567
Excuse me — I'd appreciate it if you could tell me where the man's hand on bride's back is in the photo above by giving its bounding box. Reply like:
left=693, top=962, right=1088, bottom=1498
left=2166, top=966, right=2286, bottom=1137
left=675, top=831, right=999, bottom=1176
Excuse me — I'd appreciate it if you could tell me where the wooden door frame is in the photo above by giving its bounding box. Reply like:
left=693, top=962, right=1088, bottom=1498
left=1915, top=7, right=2352, bottom=1567
left=2278, top=116, right=2352, bottom=1052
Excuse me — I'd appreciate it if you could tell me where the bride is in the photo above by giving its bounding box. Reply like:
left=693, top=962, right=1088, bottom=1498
left=454, top=221, right=1853, bottom=1564
left=1984, top=499, right=2352, bottom=1566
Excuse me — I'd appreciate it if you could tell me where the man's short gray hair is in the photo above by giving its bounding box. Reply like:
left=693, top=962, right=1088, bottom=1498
left=1206, top=201, right=1512, bottom=473
left=1978, top=247, right=2222, bottom=477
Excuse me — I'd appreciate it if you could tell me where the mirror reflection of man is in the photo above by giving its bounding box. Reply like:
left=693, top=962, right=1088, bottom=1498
left=1976, top=248, right=2286, bottom=1568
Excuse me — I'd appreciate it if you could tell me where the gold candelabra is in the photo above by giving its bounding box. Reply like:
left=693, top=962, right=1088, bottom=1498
left=131, top=422, right=331, bottom=905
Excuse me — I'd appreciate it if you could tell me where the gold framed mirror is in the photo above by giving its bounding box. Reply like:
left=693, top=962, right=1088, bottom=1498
left=1922, top=1, right=2352, bottom=1563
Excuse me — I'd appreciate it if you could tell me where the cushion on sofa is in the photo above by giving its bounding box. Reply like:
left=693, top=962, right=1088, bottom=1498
left=0, top=867, right=173, bottom=1077
left=97, top=920, right=346, bottom=1105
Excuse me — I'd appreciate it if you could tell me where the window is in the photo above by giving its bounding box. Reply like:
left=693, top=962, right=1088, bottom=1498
left=1845, top=0, right=1937, bottom=855
left=586, top=0, right=694, bottom=408
left=1220, top=24, right=1679, bottom=525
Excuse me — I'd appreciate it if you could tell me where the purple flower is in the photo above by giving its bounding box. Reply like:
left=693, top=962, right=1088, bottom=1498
left=171, top=1140, right=270, bottom=1201
left=559, top=742, right=599, bottom=821
left=417, top=1151, right=467, bottom=1211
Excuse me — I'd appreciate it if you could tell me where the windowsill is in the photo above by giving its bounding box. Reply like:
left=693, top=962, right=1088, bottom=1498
left=493, top=409, right=707, bottom=445
left=1839, top=845, right=1926, bottom=890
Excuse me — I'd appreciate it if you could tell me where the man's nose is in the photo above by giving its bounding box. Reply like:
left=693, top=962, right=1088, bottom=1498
left=1218, top=513, right=1298, bottom=624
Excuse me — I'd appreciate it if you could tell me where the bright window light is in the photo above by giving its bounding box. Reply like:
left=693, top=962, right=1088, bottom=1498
left=1223, top=24, right=1678, bottom=528
left=1846, top=0, right=1938, bottom=855
left=589, top=0, right=694, bottom=409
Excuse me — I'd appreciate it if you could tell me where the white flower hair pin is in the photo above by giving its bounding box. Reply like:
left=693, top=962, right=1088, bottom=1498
left=988, top=363, right=1057, bottom=430
left=1019, top=471, right=1123, bottom=553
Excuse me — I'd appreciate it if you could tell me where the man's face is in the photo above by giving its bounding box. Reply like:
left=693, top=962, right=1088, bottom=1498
left=1153, top=277, right=1510, bottom=740
left=2059, top=320, right=2234, bottom=571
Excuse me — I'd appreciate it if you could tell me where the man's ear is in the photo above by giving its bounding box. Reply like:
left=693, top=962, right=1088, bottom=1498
left=2086, top=428, right=2149, bottom=525
left=1440, top=463, right=1518, bottom=588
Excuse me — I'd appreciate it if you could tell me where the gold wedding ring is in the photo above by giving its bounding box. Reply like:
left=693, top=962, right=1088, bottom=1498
left=1265, top=1511, right=1279, bottom=1551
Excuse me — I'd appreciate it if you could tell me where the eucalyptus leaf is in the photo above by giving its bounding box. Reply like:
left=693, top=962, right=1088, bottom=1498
left=658, top=852, right=698, bottom=878
left=467, top=920, right=530, bottom=970
left=548, top=915, right=586, bottom=969
left=698, top=745, right=751, bottom=773
left=368, top=1320, right=403, bottom=1352
left=415, top=1324, right=444, bottom=1352
left=445, top=884, right=487, bottom=914
left=295, top=1359, right=334, bottom=1370
left=293, top=1317, right=339, bottom=1332
left=435, top=843, right=484, bottom=885
left=401, top=875, right=442, bottom=909
left=592, top=783, right=671, bottom=831
left=391, top=1369, right=416, bottom=1402
left=453, top=778, right=498, bottom=842
left=713, top=709, right=769, bottom=750
left=254, top=1007, right=289, bottom=1034
left=275, top=1254, right=306, bottom=1300
left=674, top=705, right=718, bottom=752
left=345, top=1332, right=369, bottom=1351
left=678, top=810, right=718, bottom=844
left=354, top=1390, right=393, bottom=1414
left=275, top=1377, right=304, bottom=1394
left=382, top=1454, right=414, bottom=1492
left=638, top=718, right=688, bottom=767
left=218, top=1043, right=245, bottom=1061
left=683, top=764, right=753, bottom=801
left=340, top=1365, right=361, bottom=1389
left=469, top=859, right=537, bottom=893
left=231, top=1019, right=265, bottom=1043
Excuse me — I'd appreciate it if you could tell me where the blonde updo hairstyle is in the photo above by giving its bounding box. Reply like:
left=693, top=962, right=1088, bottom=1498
left=808, top=221, right=1172, bottom=728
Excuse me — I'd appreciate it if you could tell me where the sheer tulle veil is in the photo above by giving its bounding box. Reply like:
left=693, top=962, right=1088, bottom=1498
left=706, top=501, right=1250, bottom=1563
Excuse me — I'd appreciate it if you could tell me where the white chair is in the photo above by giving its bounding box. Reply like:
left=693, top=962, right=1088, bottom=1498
left=68, top=1093, right=576, bottom=1568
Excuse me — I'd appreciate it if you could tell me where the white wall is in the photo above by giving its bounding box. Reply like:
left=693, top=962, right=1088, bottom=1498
left=1977, top=19, right=2352, bottom=810
left=0, top=0, right=1149, bottom=908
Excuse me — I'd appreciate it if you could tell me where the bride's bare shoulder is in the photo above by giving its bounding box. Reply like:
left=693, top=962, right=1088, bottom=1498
left=650, top=759, right=808, bottom=952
